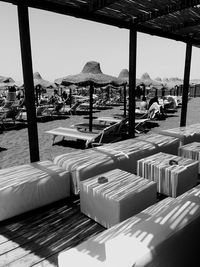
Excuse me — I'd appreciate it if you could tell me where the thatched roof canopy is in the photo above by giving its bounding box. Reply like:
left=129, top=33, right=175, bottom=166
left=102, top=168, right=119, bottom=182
left=139, top=72, right=163, bottom=88
left=0, top=76, right=15, bottom=84
left=118, top=68, right=141, bottom=85
left=60, top=61, right=126, bottom=87
left=5, top=0, right=200, bottom=48
left=155, top=77, right=162, bottom=82
left=33, top=72, right=56, bottom=88
left=0, top=76, right=15, bottom=89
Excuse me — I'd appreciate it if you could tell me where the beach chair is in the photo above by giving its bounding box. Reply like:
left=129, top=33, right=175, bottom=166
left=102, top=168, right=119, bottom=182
left=46, top=119, right=126, bottom=148
left=0, top=100, right=14, bottom=111
left=36, top=105, right=53, bottom=121
left=73, top=116, right=121, bottom=132
left=0, top=106, right=23, bottom=129
left=65, top=101, right=81, bottom=115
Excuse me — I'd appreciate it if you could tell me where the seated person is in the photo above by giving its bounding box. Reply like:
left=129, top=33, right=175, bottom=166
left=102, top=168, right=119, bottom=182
left=148, top=96, right=165, bottom=120
left=139, top=96, right=148, bottom=111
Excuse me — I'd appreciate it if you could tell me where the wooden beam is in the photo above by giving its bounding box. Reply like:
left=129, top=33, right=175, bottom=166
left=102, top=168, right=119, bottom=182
left=3, top=0, right=200, bottom=46
left=180, top=42, right=193, bottom=127
left=136, top=24, right=200, bottom=47
left=136, top=0, right=200, bottom=23
left=89, top=0, right=118, bottom=12
left=128, top=27, right=137, bottom=138
left=168, top=17, right=200, bottom=33
left=17, top=3, right=40, bottom=162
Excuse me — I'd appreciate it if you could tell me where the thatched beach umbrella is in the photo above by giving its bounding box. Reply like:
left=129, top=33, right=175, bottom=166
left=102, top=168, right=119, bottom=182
left=139, top=73, right=163, bottom=88
left=20, top=72, right=56, bottom=105
left=61, top=61, right=126, bottom=131
left=155, top=77, right=162, bottom=82
left=139, top=73, right=163, bottom=97
left=118, top=69, right=141, bottom=85
left=162, top=78, right=183, bottom=97
left=33, top=72, right=56, bottom=89
left=0, top=76, right=15, bottom=89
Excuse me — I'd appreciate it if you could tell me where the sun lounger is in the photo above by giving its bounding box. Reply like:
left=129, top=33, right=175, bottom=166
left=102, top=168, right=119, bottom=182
left=73, top=122, right=109, bottom=132
left=46, top=127, right=98, bottom=146
left=46, top=119, right=127, bottom=148
left=36, top=105, right=53, bottom=121
left=94, top=116, right=151, bottom=134
left=0, top=106, right=23, bottom=129
left=0, top=160, right=70, bottom=221
left=72, top=116, right=121, bottom=132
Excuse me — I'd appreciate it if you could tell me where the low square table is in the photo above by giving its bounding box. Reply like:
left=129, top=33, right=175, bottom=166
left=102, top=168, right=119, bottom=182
left=80, top=169, right=157, bottom=228
left=137, top=152, right=198, bottom=197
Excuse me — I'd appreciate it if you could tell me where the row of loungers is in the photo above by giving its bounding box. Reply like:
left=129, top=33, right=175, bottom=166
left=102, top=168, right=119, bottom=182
left=1, top=124, right=200, bottom=265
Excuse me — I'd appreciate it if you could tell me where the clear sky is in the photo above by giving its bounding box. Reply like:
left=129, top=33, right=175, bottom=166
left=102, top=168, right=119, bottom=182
left=0, top=1, right=200, bottom=83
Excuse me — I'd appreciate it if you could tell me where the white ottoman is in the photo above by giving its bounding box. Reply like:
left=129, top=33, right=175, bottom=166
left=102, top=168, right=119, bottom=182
left=137, top=152, right=198, bottom=197
left=80, top=169, right=157, bottom=228
left=160, top=123, right=200, bottom=146
left=0, top=160, right=70, bottom=221
left=179, top=142, right=200, bottom=173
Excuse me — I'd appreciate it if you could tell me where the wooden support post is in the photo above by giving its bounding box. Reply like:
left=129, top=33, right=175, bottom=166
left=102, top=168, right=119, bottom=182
left=194, top=84, right=197, bottom=97
left=123, top=84, right=127, bottom=117
left=69, top=88, right=72, bottom=107
left=89, top=83, right=94, bottom=132
left=17, top=4, right=40, bottom=162
left=128, top=27, right=137, bottom=138
left=180, top=42, right=192, bottom=127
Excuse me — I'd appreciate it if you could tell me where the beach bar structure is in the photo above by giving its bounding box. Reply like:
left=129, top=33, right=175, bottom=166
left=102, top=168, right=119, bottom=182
left=1, top=1, right=200, bottom=266
left=1, top=0, right=200, bottom=162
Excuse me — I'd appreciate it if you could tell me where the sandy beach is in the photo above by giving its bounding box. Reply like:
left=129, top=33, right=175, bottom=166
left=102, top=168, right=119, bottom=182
left=1, top=97, right=200, bottom=169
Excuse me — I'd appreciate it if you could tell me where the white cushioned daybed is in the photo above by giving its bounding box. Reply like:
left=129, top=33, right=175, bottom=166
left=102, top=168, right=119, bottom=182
left=137, top=133, right=180, bottom=155
left=160, top=123, right=200, bottom=146
left=0, top=160, right=70, bottom=221
left=58, top=197, right=175, bottom=266
left=58, top=184, right=200, bottom=267
left=54, top=134, right=179, bottom=195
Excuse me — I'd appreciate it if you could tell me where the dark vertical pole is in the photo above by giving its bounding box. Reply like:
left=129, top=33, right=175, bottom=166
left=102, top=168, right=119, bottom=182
left=194, top=84, right=197, bottom=97
left=17, top=4, right=40, bottom=162
left=89, top=83, right=94, bottom=132
left=69, top=88, right=72, bottom=107
left=35, top=85, right=39, bottom=106
left=180, top=42, right=192, bottom=127
left=128, top=27, right=137, bottom=138
left=123, top=84, right=127, bottom=117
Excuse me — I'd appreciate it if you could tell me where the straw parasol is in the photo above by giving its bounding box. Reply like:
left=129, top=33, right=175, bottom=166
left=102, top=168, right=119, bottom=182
left=33, top=72, right=56, bottom=89
left=155, top=77, right=162, bottom=82
left=139, top=72, right=163, bottom=88
left=118, top=68, right=141, bottom=85
left=61, top=61, right=126, bottom=87
left=60, top=61, right=127, bottom=131
left=163, top=77, right=183, bottom=89
left=0, top=76, right=15, bottom=89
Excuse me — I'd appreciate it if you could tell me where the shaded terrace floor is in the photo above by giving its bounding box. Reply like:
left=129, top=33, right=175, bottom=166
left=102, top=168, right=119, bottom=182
left=0, top=196, right=105, bottom=267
